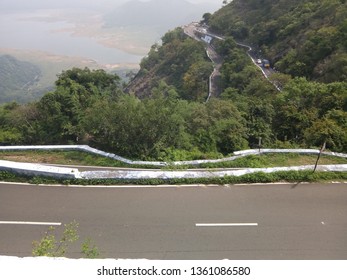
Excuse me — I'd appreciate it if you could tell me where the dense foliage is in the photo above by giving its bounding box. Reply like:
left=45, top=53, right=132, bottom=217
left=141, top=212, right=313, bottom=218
left=212, top=35, right=347, bottom=150
left=1, top=65, right=346, bottom=160
left=2, top=170, right=347, bottom=186
left=0, top=67, right=249, bottom=160
left=127, top=28, right=213, bottom=101
left=209, top=0, right=347, bottom=82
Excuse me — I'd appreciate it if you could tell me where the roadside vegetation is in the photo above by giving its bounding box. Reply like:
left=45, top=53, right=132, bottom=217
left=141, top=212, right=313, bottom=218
left=1, top=170, right=347, bottom=187
left=1, top=65, right=346, bottom=162
left=197, top=153, right=347, bottom=169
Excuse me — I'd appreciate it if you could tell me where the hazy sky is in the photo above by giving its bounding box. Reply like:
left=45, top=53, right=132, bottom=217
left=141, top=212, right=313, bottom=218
left=0, top=0, right=222, bottom=9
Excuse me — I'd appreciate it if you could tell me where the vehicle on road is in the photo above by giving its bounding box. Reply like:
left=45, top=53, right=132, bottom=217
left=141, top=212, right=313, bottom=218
left=262, top=59, right=270, bottom=68
left=257, top=59, right=262, bottom=64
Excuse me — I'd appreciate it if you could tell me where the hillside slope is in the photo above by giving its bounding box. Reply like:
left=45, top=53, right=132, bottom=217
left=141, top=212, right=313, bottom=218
left=125, top=0, right=347, bottom=153
left=126, top=28, right=213, bottom=101
left=209, top=0, right=347, bottom=82
left=0, top=55, right=42, bottom=103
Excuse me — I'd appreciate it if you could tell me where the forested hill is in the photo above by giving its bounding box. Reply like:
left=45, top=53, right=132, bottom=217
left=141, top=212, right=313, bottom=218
left=126, top=28, right=213, bottom=101
left=124, top=0, right=347, bottom=157
left=209, top=0, right=347, bottom=82
left=0, top=55, right=41, bottom=103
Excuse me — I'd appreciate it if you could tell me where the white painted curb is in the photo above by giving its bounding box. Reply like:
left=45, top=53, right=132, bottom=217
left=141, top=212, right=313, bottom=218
left=0, top=146, right=346, bottom=180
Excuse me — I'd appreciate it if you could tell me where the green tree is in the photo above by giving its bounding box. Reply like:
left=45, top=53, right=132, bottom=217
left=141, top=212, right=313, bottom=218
left=186, top=102, right=216, bottom=153
left=185, top=99, right=248, bottom=154
left=214, top=36, right=237, bottom=56
left=131, top=28, right=212, bottom=99
left=272, top=78, right=347, bottom=148
left=0, top=102, right=23, bottom=144
left=31, top=68, right=122, bottom=144
left=201, top=12, right=212, bottom=24
left=304, top=116, right=347, bottom=151
left=246, top=99, right=275, bottom=148
left=183, top=61, right=213, bottom=101
left=56, top=67, right=121, bottom=98
left=82, top=95, right=140, bottom=156
left=84, top=87, right=191, bottom=160
left=207, top=99, right=248, bottom=153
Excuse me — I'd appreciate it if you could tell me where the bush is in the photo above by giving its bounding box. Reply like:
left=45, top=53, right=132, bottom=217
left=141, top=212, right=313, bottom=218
left=1, top=170, right=347, bottom=186
left=0, top=171, right=17, bottom=180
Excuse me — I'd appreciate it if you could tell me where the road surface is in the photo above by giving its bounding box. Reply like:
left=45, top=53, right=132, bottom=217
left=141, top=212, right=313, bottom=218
left=1, top=182, right=347, bottom=259
left=184, top=23, right=223, bottom=100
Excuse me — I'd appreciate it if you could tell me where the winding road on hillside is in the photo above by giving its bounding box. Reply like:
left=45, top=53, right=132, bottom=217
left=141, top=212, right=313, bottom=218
left=1, top=182, right=347, bottom=259
left=183, top=22, right=280, bottom=98
left=184, top=23, right=223, bottom=100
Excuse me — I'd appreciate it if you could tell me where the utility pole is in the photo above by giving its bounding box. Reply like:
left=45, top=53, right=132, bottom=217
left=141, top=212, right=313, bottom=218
left=258, top=137, right=262, bottom=153
left=313, top=141, right=326, bottom=173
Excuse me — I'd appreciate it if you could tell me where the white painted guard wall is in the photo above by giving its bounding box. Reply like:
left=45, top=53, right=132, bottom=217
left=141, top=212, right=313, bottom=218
left=0, top=146, right=346, bottom=180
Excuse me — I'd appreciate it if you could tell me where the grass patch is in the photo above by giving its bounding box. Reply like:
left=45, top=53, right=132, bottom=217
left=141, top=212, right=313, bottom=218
left=198, top=153, right=347, bottom=169
left=0, top=150, right=346, bottom=170
left=0, top=150, right=131, bottom=168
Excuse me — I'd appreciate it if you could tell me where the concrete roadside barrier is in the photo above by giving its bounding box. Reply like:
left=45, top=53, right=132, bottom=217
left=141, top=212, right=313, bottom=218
left=0, top=146, right=346, bottom=180
left=0, top=160, right=80, bottom=179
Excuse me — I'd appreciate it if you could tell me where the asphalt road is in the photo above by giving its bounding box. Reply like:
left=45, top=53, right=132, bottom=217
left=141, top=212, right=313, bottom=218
left=184, top=23, right=223, bottom=100
left=1, top=182, right=347, bottom=260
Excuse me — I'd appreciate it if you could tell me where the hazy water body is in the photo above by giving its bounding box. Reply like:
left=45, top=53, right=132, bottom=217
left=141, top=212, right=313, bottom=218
left=0, top=11, right=143, bottom=64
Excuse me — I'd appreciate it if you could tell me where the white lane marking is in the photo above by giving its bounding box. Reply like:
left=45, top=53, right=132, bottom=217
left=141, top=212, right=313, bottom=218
left=196, top=223, right=258, bottom=227
left=0, top=221, right=62, bottom=226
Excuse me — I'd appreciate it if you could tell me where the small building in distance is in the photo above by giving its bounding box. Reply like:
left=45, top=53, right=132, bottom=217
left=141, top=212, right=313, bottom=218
left=201, top=35, right=212, bottom=44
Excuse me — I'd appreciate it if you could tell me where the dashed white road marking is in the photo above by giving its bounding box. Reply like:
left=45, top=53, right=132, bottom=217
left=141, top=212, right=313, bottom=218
left=0, top=221, right=62, bottom=226
left=196, top=223, right=258, bottom=227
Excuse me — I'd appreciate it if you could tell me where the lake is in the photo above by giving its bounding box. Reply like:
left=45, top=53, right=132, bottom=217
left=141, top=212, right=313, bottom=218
left=0, top=11, right=143, bottom=65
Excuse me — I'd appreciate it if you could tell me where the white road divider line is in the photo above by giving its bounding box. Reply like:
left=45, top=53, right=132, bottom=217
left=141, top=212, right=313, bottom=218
left=196, top=223, right=258, bottom=227
left=0, top=221, right=62, bottom=226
